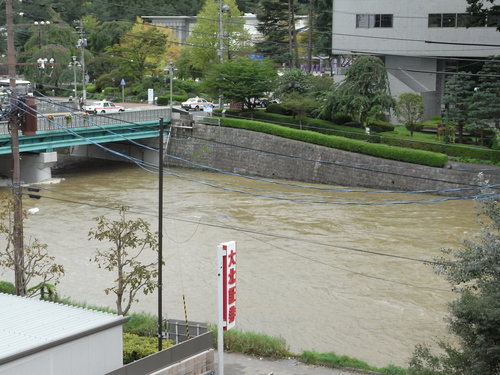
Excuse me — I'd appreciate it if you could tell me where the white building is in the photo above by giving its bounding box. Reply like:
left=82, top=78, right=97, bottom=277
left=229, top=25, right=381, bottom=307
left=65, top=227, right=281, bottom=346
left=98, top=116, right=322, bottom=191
left=0, top=293, right=127, bottom=375
left=332, top=0, right=500, bottom=118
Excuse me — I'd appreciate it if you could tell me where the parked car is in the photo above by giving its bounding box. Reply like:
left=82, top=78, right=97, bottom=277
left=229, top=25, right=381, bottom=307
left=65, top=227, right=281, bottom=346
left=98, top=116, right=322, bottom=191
left=83, top=101, right=125, bottom=114
left=181, top=97, right=214, bottom=111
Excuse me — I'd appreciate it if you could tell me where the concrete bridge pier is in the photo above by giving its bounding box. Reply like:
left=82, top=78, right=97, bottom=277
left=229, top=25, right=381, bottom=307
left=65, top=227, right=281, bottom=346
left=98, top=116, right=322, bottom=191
left=0, top=152, right=58, bottom=184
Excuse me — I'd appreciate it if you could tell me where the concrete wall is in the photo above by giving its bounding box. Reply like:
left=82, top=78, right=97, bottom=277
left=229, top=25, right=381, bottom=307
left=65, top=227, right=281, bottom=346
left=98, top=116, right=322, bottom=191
left=166, top=124, right=500, bottom=196
left=151, top=350, right=214, bottom=375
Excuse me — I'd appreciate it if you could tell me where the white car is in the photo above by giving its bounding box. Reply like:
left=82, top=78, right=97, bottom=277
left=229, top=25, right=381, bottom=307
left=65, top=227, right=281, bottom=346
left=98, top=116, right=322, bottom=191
left=181, top=97, right=214, bottom=111
left=83, top=101, right=125, bottom=114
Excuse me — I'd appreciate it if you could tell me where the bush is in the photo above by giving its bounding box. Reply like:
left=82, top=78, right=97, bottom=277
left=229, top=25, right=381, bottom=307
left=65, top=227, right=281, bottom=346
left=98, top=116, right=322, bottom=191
left=266, top=103, right=292, bottom=115
left=156, top=96, right=169, bottom=106
left=123, top=333, right=160, bottom=364
left=0, top=280, right=15, bottom=294
left=124, top=313, right=157, bottom=336
left=102, top=87, right=118, bottom=96
left=220, top=117, right=448, bottom=167
left=343, top=121, right=363, bottom=129
left=86, top=84, right=97, bottom=94
left=381, top=137, right=500, bottom=163
left=331, top=113, right=353, bottom=125
left=368, top=120, right=395, bottom=133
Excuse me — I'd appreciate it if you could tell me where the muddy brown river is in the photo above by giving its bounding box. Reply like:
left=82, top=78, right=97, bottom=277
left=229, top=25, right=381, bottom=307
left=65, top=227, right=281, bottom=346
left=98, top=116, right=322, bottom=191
left=0, top=162, right=478, bottom=367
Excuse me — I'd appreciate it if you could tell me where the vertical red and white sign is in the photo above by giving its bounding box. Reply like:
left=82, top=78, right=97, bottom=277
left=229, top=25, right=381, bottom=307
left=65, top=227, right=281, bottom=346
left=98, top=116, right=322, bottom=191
left=218, top=241, right=236, bottom=331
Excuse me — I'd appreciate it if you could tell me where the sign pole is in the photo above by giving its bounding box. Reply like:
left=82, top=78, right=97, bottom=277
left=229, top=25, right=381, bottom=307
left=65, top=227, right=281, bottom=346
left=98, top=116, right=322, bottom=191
left=120, top=78, right=126, bottom=103
left=217, top=244, right=224, bottom=375
left=217, top=241, right=236, bottom=375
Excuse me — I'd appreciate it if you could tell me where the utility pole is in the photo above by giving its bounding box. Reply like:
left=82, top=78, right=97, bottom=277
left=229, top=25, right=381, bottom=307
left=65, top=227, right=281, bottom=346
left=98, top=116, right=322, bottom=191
left=218, top=0, right=229, bottom=111
left=6, top=0, right=25, bottom=296
left=76, top=20, right=87, bottom=102
left=157, top=118, right=164, bottom=351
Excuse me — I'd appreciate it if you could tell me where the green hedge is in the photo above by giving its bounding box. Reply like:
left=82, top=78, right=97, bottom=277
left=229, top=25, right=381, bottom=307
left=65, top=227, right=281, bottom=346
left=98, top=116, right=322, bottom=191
left=368, top=120, right=395, bottom=133
left=381, top=137, right=500, bottom=163
left=219, top=110, right=372, bottom=141
left=220, top=118, right=448, bottom=167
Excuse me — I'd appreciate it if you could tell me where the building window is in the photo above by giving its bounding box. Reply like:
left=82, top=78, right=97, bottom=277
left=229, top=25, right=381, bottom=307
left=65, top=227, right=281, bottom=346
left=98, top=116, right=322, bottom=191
left=428, top=14, right=442, bottom=27
left=430, top=13, right=492, bottom=28
left=375, top=14, right=393, bottom=27
left=356, top=14, right=393, bottom=28
left=442, top=13, right=456, bottom=27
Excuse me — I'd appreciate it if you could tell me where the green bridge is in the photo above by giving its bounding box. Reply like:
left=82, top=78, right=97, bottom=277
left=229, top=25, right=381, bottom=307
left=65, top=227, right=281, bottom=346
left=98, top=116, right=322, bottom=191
left=0, top=108, right=170, bottom=154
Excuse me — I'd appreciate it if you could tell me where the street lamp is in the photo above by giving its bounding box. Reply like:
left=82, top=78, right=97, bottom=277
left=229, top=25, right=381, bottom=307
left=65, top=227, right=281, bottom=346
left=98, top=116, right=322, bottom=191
left=68, top=56, right=81, bottom=98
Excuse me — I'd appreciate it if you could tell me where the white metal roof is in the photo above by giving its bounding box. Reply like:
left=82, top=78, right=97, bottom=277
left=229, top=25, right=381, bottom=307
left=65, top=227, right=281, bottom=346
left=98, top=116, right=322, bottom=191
left=0, top=293, right=127, bottom=365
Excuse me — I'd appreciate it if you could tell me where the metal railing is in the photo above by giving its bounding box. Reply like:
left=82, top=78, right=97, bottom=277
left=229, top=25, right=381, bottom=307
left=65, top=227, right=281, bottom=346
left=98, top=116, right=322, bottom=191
left=0, top=108, right=171, bottom=135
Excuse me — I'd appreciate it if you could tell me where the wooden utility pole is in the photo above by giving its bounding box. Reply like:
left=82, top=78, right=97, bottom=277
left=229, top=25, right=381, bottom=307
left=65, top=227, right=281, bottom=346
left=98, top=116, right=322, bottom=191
left=6, top=0, right=25, bottom=296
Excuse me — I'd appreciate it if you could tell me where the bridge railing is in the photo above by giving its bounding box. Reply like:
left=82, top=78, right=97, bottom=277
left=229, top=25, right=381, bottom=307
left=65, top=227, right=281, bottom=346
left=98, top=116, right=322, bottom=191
left=0, top=108, right=171, bottom=135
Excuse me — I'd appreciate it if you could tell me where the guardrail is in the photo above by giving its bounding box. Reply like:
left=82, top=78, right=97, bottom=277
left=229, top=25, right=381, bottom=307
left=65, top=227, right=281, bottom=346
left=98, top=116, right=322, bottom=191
left=0, top=108, right=171, bottom=136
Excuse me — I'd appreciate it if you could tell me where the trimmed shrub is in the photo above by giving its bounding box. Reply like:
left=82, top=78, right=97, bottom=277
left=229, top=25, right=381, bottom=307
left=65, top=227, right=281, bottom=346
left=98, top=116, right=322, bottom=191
left=343, top=121, right=363, bottom=129
left=123, top=333, right=159, bottom=364
left=156, top=96, right=169, bottom=106
left=266, top=103, right=291, bottom=115
left=0, top=281, right=15, bottom=294
left=368, top=120, right=395, bottom=133
left=380, top=137, right=500, bottom=163
left=331, top=113, right=353, bottom=125
left=220, top=117, right=448, bottom=167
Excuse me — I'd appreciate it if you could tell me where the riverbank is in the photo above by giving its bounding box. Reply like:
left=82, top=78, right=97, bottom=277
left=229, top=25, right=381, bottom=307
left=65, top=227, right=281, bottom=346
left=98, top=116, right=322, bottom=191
left=167, top=123, right=500, bottom=196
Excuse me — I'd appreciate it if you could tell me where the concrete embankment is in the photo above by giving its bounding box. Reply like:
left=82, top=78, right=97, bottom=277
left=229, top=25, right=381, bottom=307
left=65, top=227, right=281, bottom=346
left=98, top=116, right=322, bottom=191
left=167, top=123, right=500, bottom=196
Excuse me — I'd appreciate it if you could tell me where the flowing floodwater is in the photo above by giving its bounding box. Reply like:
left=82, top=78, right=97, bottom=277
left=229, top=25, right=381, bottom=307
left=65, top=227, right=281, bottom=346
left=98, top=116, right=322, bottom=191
left=0, top=162, right=478, bottom=367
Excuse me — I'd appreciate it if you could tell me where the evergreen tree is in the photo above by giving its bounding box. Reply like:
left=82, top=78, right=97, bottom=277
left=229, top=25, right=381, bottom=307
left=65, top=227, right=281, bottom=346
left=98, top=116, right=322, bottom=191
left=467, top=0, right=500, bottom=31
left=443, top=72, right=476, bottom=143
left=255, top=0, right=292, bottom=66
left=319, top=56, right=394, bottom=126
left=469, top=57, right=500, bottom=131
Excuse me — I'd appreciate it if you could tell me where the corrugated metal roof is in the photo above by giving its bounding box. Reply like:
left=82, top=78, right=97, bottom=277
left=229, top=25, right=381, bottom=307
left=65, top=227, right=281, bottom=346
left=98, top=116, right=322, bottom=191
left=0, top=293, right=127, bottom=363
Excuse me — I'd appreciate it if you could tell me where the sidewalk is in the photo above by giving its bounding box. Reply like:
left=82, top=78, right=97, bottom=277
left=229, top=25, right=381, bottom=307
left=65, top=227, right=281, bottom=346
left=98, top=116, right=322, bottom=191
left=217, top=352, right=371, bottom=375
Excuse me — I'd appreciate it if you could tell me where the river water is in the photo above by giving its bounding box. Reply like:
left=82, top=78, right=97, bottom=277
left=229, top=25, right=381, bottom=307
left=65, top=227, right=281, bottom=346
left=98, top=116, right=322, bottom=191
left=0, top=162, right=478, bottom=367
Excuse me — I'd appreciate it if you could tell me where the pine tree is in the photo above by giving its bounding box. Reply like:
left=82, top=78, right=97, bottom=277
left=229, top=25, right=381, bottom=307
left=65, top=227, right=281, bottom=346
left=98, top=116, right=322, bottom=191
left=255, top=0, right=293, bottom=66
left=469, top=57, right=500, bottom=131
left=443, top=72, right=475, bottom=143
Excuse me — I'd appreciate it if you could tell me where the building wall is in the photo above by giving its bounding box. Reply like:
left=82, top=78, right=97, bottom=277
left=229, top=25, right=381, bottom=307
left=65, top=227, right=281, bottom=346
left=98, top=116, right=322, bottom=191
left=0, top=327, right=123, bottom=375
left=332, top=0, right=500, bottom=57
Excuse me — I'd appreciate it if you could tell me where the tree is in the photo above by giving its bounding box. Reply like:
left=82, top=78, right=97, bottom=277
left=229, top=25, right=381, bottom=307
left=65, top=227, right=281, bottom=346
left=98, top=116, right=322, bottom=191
left=0, top=195, right=64, bottom=298
left=89, top=207, right=159, bottom=315
left=180, top=0, right=251, bottom=75
left=202, top=57, right=277, bottom=111
left=466, top=0, right=500, bottom=31
left=395, top=93, right=424, bottom=137
left=410, top=191, right=500, bottom=375
left=280, top=92, right=317, bottom=128
left=443, top=72, right=476, bottom=143
left=274, top=68, right=313, bottom=99
left=106, top=18, right=180, bottom=81
left=255, top=0, right=295, bottom=66
left=319, top=56, right=394, bottom=126
left=469, top=57, right=500, bottom=131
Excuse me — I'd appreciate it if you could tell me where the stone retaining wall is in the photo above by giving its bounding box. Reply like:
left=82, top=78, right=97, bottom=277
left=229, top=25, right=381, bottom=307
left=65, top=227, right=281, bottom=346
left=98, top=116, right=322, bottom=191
left=166, top=124, right=500, bottom=196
